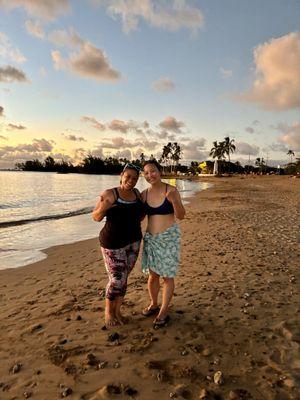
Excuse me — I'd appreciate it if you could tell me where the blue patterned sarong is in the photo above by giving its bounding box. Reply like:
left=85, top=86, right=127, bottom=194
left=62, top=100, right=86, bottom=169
left=142, top=224, right=180, bottom=277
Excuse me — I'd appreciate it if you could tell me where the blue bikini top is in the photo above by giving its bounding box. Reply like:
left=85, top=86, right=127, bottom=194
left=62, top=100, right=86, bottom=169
left=144, top=184, right=174, bottom=216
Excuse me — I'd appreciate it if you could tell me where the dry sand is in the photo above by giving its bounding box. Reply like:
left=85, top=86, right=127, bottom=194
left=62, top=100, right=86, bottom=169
left=0, top=175, right=299, bottom=400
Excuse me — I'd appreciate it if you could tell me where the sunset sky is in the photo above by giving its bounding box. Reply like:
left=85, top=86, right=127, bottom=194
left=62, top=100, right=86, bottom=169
left=0, top=0, right=299, bottom=169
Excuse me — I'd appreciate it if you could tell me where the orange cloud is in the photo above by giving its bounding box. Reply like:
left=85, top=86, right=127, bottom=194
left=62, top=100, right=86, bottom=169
left=51, top=42, right=121, bottom=82
left=159, top=116, right=185, bottom=133
left=0, top=0, right=70, bottom=20
left=95, top=0, right=204, bottom=35
left=238, top=32, right=300, bottom=110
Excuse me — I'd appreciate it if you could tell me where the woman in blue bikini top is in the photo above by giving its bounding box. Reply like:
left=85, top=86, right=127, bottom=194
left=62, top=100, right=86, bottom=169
left=142, top=161, right=185, bottom=235
left=144, top=182, right=174, bottom=216
left=141, top=160, right=185, bottom=328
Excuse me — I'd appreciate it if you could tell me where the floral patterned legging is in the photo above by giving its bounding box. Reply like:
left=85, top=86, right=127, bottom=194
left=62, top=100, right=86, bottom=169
left=101, top=240, right=141, bottom=301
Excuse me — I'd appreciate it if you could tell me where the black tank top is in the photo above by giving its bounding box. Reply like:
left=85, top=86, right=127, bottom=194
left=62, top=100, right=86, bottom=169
left=99, top=188, right=144, bottom=249
left=144, top=184, right=174, bottom=216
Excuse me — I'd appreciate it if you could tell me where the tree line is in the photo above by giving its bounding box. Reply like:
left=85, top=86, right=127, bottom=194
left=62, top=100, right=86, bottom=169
left=15, top=139, right=299, bottom=175
left=15, top=142, right=184, bottom=174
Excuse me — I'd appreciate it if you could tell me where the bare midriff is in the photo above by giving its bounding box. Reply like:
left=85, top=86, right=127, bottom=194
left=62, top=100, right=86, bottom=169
left=146, top=213, right=175, bottom=235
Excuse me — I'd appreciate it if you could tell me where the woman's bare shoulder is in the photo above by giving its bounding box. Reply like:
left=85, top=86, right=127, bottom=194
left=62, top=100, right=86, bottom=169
left=166, top=183, right=177, bottom=192
left=101, top=188, right=116, bottom=200
left=141, top=189, right=147, bottom=201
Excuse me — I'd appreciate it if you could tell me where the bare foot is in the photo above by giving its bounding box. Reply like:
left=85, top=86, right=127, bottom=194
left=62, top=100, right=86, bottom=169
left=105, top=313, right=119, bottom=327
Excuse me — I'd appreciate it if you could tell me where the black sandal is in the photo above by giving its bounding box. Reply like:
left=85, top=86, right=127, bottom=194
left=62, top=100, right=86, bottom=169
left=142, top=306, right=160, bottom=317
left=153, top=315, right=170, bottom=328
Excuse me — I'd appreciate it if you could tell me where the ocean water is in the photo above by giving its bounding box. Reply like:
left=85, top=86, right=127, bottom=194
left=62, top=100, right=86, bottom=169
left=0, top=171, right=211, bottom=270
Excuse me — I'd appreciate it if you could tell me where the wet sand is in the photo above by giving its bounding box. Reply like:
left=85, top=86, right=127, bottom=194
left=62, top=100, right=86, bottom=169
left=0, top=175, right=299, bottom=400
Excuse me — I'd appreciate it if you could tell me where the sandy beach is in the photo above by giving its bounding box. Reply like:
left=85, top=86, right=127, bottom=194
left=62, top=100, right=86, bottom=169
left=0, top=175, right=299, bottom=400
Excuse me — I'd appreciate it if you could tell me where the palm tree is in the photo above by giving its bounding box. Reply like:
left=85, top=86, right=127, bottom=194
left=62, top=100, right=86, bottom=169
left=209, top=141, right=219, bottom=159
left=223, top=136, right=236, bottom=162
left=160, top=142, right=182, bottom=173
left=255, top=157, right=266, bottom=173
left=169, top=142, right=182, bottom=172
left=209, top=141, right=226, bottom=160
left=161, top=144, right=170, bottom=173
left=287, top=149, right=295, bottom=164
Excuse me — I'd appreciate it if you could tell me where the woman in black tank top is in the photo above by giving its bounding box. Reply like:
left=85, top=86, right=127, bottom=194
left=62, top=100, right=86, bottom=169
left=92, top=164, right=144, bottom=327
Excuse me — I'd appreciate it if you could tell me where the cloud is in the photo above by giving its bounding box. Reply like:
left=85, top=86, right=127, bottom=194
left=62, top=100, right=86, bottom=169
left=220, top=67, right=232, bottom=79
left=0, top=135, right=8, bottom=140
left=0, top=147, right=43, bottom=161
left=0, top=0, right=71, bottom=20
left=0, top=138, right=55, bottom=167
left=94, top=0, right=204, bottom=35
left=51, top=50, right=66, bottom=70
left=0, top=32, right=26, bottom=63
left=0, top=105, right=4, bottom=117
left=98, top=134, right=159, bottom=155
left=101, top=136, right=127, bottom=148
left=159, top=116, right=185, bottom=133
left=72, top=147, right=87, bottom=161
left=151, top=77, right=175, bottom=92
left=245, top=127, right=254, bottom=134
left=113, top=149, right=132, bottom=159
left=108, top=119, right=130, bottom=133
left=51, top=42, right=121, bottom=82
left=39, top=66, right=47, bottom=77
left=91, top=145, right=132, bottom=160
left=25, top=19, right=45, bottom=39
left=264, top=142, right=288, bottom=152
left=82, top=116, right=187, bottom=158
left=0, top=65, right=29, bottom=83
left=139, top=139, right=159, bottom=151
left=181, top=138, right=207, bottom=160
left=235, top=142, right=259, bottom=156
left=156, top=130, right=175, bottom=140
left=276, top=121, right=300, bottom=151
left=63, top=134, right=87, bottom=142
left=32, top=138, right=54, bottom=151
left=48, top=28, right=84, bottom=48
left=90, top=146, right=105, bottom=158
left=80, top=116, right=106, bottom=131
left=238, top=32, right=300, bottom=110
left=93, top=144, right=132, bottom=160
left=50, top=153, right=72, bottom=162
left=80, top=116, right=152, bottom=135
left=7, top=123, right=26, bottom=130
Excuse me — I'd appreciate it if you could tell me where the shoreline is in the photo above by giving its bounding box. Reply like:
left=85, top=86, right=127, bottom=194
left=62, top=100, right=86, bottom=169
left=0, top=175, right=299, bottom=399
left=0, top=177, right=210, bottom=272
left=2, top=177, right=214, bottom=274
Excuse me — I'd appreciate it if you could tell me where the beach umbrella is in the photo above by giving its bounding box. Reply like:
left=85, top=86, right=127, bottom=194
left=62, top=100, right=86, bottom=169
left=198, top=161, right=207, bottom=174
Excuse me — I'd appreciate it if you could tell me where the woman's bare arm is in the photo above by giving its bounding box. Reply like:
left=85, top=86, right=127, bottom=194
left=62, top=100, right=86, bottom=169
left=92, top=189, right=116, bottom=222
left=166, top=187, right=186, bottom=220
